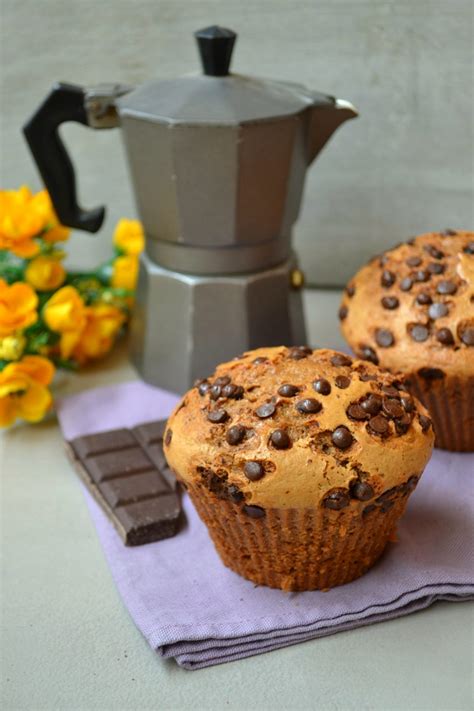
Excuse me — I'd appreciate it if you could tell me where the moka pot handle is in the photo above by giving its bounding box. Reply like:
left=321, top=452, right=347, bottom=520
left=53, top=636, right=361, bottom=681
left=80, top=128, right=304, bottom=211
left=23, top=82, right=131, bottom=233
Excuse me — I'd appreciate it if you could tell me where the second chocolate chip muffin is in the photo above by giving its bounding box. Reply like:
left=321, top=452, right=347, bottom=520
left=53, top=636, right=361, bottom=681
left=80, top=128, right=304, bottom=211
left=164, top=347, right=434, bottom=592
left=339, top=230, right=474, bottom=451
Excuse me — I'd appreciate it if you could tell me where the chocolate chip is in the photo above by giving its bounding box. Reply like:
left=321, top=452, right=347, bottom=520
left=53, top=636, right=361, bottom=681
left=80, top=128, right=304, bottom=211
left=226, top=425, right=246, bottom=445
left=165, top=429, right=172, bottom=446
left=346, top=403, right=369, bottom=420
left=460, top=326, right=474, bottom=346
left=228, top=485, right=244, bottom=503
left=243, top=461, right=265, bottom=481
left=381, top=296, right=399, bottom=310
left=358, top=345, right=378, bottom=364
left=427, top=262, right=445, bottom=275
left=375, top=328, right=394, bottom=348
left=278, top=383, right=300, bottom=397
left=222, top=383, right=244, bottom=399
left=436, top=327, right=454, bottom=345
left=362, top=504, right=376, bottom=517
left=243, top=505, right=265, bottom=518
left=322, top=489, right=350, bottom=510
left=437, top=280, right=457, bottom=295
left=382, top=397, right=404, bottom=419
left=441, top=228, right=457, bottom=236
left=296, top=398, right=322, bottom=414
left=380, top=500, right=395, bottom=513
left=395, top=412, right=412, bottom=434
left=408, top=323, right=429, bottom=342
left=367, top=415, right=390, bottom=435
left=376, top=487, right=399, bottom=502
left=214, top=376, right=231, bottom=387
left=416, top=292, right=432, bottom=305
left=198, top=383, right=211, bottom=397
left=198, top=381, right=210, bottom=396
left=269, top=429, right=291, bottom=450
left=339, top=305, right=348, bottom=321
left=382, top=384, right=400, bottom=398
left=330, top=353, right=352, bottom=367
left=335, top=375, right=351, bottom=389
left=359, top=373, right=377, bottom=381
left=207, top=408, right=229, bottom=423
left=381, top=270, right=396, bottom=288
left=418, top=367, right=445, bottom=380
left=419, top=414, right=432, bottom=432
left=414, top=269, right=430, bottom=283
left=464, top=241, right=474, bottom=255
left=423, top=245, right=444, bottom=259
left=210, top=385, right=222, bottom=400
left=349, top=480, right=374, bottom=501
left=428, top=302, right=449, bottom=319
left=252, top=357, right=268, bottom=365
left=406, top=255, right=422, bottom=267
left=399, top=277, right=413, bottom=292
left=331, top=426, right=354, bottom=449
left=288, top=346, right=312, bottom=360
left=313, top=378, right=331, bottom=395
left=361, top=394, right=382, bottom=415
left=255, top=402, right=276, bottom=419
left=401, top=395, right=414, bottom=412
left=346, top=284, right=355, bottom=297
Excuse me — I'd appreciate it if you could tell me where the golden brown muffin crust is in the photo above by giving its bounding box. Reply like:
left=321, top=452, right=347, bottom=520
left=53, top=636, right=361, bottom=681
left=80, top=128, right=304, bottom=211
left=339, top=230, right=474, bottom=378
left=164, top=347, right=434, bottom=511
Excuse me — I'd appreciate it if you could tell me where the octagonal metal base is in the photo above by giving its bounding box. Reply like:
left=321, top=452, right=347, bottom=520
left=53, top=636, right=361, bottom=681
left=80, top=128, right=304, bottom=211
left=130, top=253, right=306, bottom=393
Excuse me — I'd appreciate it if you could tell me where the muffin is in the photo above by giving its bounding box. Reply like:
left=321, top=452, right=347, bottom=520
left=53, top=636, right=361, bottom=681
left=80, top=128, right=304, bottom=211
left=164, top=346, right=434, bottom=592
left=339, top=230, right=473, bottom=452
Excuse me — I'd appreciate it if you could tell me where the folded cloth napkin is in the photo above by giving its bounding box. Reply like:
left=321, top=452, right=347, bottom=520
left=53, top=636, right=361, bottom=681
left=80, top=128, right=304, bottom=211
left=57, top=381, right=474, bottom=670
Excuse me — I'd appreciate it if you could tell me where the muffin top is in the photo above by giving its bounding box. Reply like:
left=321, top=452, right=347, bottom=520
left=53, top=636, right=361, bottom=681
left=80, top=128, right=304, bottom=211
left=164, top=347, right=434, bottom=511
left=339, top=230, right=474, bottom=378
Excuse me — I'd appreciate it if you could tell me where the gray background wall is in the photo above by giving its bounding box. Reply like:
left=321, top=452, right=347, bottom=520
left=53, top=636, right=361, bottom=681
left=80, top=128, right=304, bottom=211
left=1, top=0, right=473, bottom=285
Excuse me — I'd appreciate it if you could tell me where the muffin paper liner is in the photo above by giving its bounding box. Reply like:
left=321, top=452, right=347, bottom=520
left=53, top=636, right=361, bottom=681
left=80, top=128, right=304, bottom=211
left=187, top=482, right=411, bottom=591
left=408, top=374, right=474, bottom=452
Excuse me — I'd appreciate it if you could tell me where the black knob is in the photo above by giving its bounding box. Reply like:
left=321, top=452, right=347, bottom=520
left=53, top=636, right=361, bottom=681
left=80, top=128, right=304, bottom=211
left=194, top=26, right=237, bottom=76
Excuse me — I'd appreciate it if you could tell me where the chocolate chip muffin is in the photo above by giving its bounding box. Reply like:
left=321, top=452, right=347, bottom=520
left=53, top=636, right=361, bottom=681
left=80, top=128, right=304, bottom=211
left=339, top=230, right=474, bottom=451
left=164, top=346, right=434, bottom=592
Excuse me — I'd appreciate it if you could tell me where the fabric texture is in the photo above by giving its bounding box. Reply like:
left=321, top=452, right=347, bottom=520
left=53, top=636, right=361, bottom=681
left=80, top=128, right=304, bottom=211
left=57, top=381, right=474, bottom=670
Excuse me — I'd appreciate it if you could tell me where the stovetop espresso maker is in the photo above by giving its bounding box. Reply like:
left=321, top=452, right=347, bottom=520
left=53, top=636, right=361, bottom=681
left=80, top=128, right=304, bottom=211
left=24, top=26, right=357, bottom=393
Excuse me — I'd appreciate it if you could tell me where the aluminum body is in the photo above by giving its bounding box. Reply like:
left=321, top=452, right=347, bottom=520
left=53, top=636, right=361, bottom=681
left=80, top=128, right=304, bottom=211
left=117, top=78, right=357, bottom=275
left=130, top=251, right=306, bottom=393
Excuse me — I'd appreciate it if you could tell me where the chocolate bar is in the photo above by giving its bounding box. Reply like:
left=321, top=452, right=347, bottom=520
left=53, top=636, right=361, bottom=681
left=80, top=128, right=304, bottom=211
left=66, top=420, right=181, bottom=546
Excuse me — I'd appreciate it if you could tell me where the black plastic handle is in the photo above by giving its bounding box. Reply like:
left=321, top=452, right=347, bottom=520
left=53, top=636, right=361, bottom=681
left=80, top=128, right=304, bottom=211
left=23, top=82, right=105, bottom=233
left=195, top=26, right=237, bottom=76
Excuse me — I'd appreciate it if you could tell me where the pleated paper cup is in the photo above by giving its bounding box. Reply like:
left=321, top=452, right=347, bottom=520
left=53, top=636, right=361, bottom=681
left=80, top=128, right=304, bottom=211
left=185, top=480, right=416, bottom=592
left=407, top=374, right=474, bottom=452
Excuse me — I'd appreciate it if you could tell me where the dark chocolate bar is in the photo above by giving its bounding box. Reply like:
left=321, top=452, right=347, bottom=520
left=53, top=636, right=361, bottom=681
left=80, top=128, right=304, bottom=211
left=66, top=420, right=181, bottom=546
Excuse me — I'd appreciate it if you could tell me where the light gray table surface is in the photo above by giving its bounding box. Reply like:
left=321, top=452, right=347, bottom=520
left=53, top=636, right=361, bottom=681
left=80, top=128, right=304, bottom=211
left=1, top=289, right=473, bottom=711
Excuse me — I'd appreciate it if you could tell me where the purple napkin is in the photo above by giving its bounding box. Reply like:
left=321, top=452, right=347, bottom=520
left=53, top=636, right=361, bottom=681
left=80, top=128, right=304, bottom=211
left=57, top=381, right=474, bottom=670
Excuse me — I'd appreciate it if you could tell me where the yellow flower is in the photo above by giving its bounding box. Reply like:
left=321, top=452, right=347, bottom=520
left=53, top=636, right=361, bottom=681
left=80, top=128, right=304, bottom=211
left=43, top=286, right=87, bottom=358
left=0, top=186, right=43, bottom=257
left=33, top=190, right=70, bottom=243
left=111, top=254, right=139, bottom=291
left=0, top=186, right=69, bottom=257
left=72, top=304, right=125, bottom=364
left=0, top=355, right=55, bottom=427
left=0, top=279, right=38, bottom=336
left=113, top=218, right=144, bottom=255
left=25, top=256, right=66, bottom=292
left=0, top=334, right=26, bottom=360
